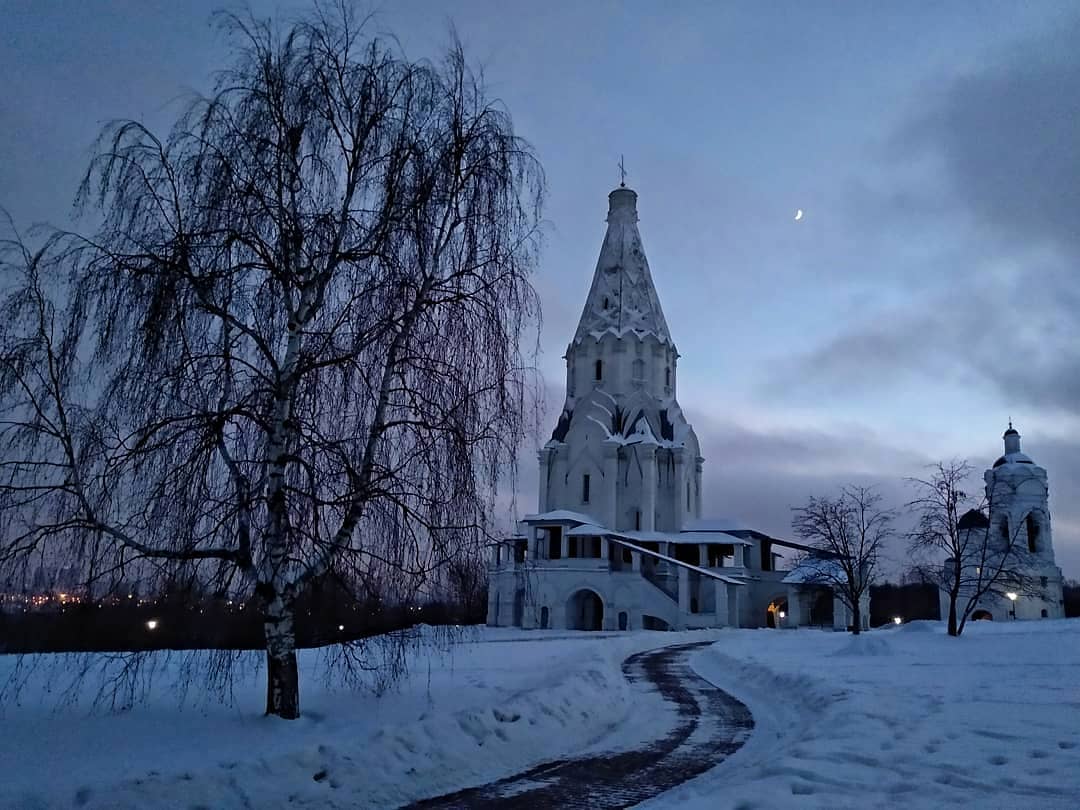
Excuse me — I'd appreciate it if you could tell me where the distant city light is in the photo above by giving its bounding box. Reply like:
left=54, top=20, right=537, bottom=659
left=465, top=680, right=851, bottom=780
left=893, top=616, right=903, bottom=625
left=146, top=619, right=159, bottom=630
left=338, top=624, right=345, bottom=631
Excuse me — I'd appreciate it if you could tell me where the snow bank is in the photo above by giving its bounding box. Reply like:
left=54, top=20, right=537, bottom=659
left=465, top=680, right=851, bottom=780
left=641, top=620, right=1080, bottom=810
left=0, top=628, right=687, bottom=809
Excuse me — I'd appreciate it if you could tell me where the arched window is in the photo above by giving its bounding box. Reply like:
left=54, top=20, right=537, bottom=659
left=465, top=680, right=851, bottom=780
left=665, top=366, right=671, bottom=387
left=582, top=473, right=591, bottom=504
left=632, top=358, right=645, bottom=381
left=602, top=296, right=609, bottom=310
left=594, top=359, right=603, bottom=381
left=1026, top=513, right=1040, bottom=553
left=1041, top=608, right=1049, bottom=618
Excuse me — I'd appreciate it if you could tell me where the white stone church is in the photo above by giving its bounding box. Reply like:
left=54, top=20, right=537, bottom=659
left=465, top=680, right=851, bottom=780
left=486, top=184, right=865, bottom=632
left=941, top=424, right=1065, bottom=623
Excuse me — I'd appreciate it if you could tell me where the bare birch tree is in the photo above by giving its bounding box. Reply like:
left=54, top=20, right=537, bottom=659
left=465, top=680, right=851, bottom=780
left=0, top=6, right=543, bottom=718
left=791, top=485, right=894, bottom=634
left=907, top=461, right=1039, bottom=637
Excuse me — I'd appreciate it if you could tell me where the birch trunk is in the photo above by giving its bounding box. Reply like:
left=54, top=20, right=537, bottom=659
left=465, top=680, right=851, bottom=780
left=264, top=590, right=300, bottom=719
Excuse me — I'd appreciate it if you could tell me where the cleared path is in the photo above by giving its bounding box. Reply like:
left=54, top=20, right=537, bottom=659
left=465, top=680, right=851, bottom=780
left=405, top=640, right=753, bottom=809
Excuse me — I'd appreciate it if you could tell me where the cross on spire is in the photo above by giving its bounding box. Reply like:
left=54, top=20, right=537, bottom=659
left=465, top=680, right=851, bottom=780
left=618, top=155, right=627, bottom=188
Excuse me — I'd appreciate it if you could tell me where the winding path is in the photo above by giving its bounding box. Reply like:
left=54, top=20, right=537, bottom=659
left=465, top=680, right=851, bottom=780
left=405, top=640, right=754, bottom=809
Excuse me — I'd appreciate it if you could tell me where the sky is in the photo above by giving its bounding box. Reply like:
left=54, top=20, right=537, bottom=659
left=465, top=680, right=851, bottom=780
left=2, top=1, right=1079, bottom=577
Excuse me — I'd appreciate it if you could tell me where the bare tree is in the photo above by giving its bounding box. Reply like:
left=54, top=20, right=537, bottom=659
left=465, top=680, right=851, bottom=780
left=0, top=6, right=543, bottom=718
left=907, top=460, right=1038, bottom=637
left=791, top=485, right=894, bottom=634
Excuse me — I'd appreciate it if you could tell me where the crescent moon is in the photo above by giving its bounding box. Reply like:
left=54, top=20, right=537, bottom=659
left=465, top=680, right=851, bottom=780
left=794, top=209, right=804, bottom=221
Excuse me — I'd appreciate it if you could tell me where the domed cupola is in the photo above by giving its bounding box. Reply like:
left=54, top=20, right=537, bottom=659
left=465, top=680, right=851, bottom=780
left=993, top=421, right=1035, bottom=468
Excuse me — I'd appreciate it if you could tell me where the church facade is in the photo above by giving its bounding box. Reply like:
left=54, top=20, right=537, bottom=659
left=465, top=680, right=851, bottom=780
left=943, top=425, right=1066, bottom=623
left=486, top=185, right=866, bottom=632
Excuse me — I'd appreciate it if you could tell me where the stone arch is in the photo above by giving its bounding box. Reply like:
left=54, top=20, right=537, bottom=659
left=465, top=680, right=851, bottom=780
left=566, top=588, right=605, bottom=631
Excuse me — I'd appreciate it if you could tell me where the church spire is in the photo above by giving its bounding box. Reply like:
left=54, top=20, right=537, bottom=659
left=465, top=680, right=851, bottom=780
left=572, top=186, right=672, bottom=345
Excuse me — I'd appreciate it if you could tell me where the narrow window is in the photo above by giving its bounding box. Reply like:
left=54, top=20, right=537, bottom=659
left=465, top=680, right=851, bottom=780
left=568, top=536, right=578, bottom=558
left=634, top=510, right=641, bottom=531
left=632, top=358, right=645, bottom=381
left=665, top=366, right=671, bottom=387
left=582, top=473, right=591, bottom=504
left=1026, top=514, right=1039, bottom=553
left=622, top=547, right=632, bottom=564
left=1041, top=576, right=1048, bottom=587
left=602, top=296, right=609, bottom=310
left=595, top=359, right=603, bottom=381
left=687, top=481, right=691, bottom=511
left=1041, top=608, right=1049, bottom=618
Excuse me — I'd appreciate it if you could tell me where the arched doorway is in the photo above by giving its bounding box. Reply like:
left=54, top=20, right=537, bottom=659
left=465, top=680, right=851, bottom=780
left=540, top=606, right=550, bottom=629
left=971, top=609, right=993, bottom=621
left=766, top=597, right=788, bottom=628
left=567, top=589, right=604, bottom=631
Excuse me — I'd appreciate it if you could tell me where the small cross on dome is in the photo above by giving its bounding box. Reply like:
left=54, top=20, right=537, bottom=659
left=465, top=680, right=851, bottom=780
left=618, top=155, right=627, bottom=188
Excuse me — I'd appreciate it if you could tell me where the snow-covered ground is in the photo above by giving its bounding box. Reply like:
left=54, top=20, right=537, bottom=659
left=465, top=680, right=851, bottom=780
left=1, top=620, right=1078, bottom=808
left=0, top=628, right=689, bottom=809
left=647, top=619, right=1080, bottom=810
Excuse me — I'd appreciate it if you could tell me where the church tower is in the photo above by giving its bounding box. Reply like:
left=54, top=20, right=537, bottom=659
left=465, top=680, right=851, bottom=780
left=982, top=423, right=1065, bottom=619
left=537, top=186, right=703, bottom=534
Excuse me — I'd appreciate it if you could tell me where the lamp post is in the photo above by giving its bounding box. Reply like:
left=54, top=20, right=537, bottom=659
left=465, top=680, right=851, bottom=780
left=1006, top=592, right=1017, bottom=619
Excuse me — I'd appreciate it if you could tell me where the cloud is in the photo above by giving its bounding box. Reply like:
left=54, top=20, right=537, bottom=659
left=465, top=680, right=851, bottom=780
left=903, top=19, right=1080, bottom=257
left=764, top=19, right=1080, bottom=412
left=689, top=414, right=1080, bottom=579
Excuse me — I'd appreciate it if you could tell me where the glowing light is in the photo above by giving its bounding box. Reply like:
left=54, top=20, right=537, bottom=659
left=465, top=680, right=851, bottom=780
left=146, top=619, right=159, bottom=630
left=1006, top=592, right=1018, bottom=601
left=338, top=624, right=345, bottom=631
left=794, top=209, right=804, bottom=221
left=778, top=611, right=786, bottom=619
left=893, top=616, right=903, bottom=625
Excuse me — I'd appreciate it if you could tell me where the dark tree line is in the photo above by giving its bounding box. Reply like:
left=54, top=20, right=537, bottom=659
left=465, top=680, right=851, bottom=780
left=0, top=6, right=542, bottom=718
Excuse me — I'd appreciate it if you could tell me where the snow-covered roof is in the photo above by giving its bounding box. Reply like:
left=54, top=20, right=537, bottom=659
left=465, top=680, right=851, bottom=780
left=561, top=524, right=752, bottom=547
left=993, top=451, right=1035, bottom=468
left=522, top=510, right=598, bottom=525
left=566, top=523, right=610, bottom=536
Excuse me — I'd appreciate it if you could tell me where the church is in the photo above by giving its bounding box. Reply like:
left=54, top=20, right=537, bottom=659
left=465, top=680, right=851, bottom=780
left=944, top=424, right=1066, bottom=623
left=486, top=184, right=867, bottom=632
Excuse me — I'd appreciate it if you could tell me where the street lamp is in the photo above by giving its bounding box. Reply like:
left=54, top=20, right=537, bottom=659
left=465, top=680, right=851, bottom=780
left=893, top=616, right=903, bottom=625
left=1006, top=592, right=1017, bottom=619
left=146, top=619, right=159, bottom=631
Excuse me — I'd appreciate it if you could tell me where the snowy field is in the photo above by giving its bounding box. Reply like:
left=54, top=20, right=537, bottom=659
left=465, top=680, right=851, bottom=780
left=1, top=621, right=1078, bottom=809
left=0, top=628, right=685, bottom=809
left=647, top=619, right=1080, bottom=810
